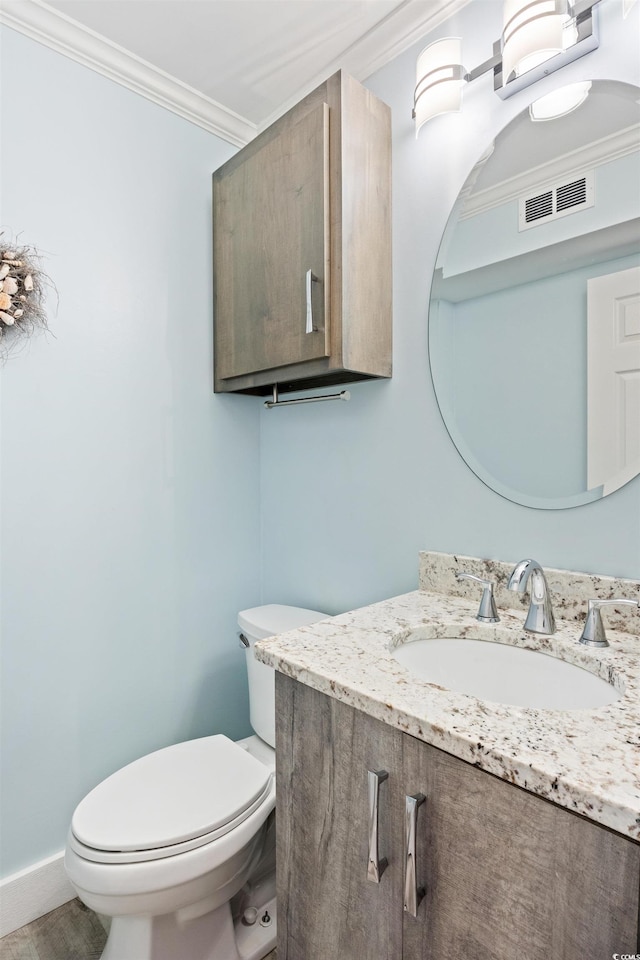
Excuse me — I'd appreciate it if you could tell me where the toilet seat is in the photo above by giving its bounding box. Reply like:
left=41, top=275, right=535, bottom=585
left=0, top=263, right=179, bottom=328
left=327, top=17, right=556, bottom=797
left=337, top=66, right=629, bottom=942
left=70, top=735, right=273, bottom=864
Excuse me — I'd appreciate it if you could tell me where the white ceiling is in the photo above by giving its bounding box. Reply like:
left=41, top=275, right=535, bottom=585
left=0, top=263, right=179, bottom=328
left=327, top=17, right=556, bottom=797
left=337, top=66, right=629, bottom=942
left=45, top=0, right=403, bottom=123
left=1, top=0, right=470, bottom=142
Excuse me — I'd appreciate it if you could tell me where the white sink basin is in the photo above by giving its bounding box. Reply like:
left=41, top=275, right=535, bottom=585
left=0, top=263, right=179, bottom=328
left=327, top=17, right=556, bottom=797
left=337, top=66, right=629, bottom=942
left=392, top=635, right=621, bottom=710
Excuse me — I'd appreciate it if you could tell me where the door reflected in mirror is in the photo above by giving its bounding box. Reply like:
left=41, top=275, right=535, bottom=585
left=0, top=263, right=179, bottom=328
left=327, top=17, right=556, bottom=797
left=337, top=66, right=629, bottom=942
left=429, top=80, right=640, bottom=509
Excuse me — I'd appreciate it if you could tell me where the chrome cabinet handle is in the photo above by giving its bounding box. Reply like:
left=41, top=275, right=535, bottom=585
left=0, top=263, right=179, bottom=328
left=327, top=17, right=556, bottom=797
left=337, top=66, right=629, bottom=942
left=305, top=269, right=318, bottom=334
left=404, top=793, right=426, bottom=916
left=367, top=769, right=389, bottom=883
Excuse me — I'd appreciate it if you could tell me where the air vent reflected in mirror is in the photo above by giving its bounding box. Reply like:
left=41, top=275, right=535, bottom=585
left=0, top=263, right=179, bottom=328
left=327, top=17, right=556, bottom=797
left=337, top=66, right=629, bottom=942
left=519, top=170, right=594, bottom=230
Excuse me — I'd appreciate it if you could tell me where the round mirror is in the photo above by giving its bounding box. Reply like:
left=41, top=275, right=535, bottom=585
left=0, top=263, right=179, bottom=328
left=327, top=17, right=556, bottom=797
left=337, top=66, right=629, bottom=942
left=429, top=80, right=640, bottom=509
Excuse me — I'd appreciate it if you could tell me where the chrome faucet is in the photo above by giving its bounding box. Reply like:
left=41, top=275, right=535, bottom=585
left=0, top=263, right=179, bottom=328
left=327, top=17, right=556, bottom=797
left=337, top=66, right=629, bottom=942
left=507, top=559, right=556, bottom=635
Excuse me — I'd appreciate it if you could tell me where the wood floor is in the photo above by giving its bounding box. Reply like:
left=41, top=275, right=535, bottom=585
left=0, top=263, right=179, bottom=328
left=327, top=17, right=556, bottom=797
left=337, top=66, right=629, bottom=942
left=0, top=899, right=278, bottom=959
left=0, top=900, right=106, bottom=960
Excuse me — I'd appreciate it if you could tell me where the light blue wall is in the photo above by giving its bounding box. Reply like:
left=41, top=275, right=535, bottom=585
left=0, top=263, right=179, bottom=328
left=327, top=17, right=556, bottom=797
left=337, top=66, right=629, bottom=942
left=260, top=0, right=640, bottom=618
left=0, top=29, right=260, bottom=878
left=1, top=0, right=639, bottom=886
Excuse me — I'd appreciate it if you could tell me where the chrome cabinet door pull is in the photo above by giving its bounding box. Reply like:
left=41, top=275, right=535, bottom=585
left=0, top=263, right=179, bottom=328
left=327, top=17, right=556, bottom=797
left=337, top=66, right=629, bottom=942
left=367, top=769, right=389, bottom=883
left=404, top=793, right=426, bottom=916
left=305, top=269, right=318, bottom=334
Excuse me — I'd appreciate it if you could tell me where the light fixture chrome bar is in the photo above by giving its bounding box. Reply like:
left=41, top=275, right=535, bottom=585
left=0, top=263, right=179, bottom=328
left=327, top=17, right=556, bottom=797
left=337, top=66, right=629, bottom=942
left=264, top=384, right=351, bottom=408
left=571, top=0, right=598, bottom=17
left=572, top=0, right=600, bottom=40
left=464, top=46, right=502, bottom=83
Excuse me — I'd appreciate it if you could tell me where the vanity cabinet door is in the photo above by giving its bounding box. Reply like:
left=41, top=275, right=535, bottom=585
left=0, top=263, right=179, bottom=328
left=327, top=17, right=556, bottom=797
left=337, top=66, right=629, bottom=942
left=275, top=673, right=404, bottom=960
left=401, top=733, right=640, bottom=960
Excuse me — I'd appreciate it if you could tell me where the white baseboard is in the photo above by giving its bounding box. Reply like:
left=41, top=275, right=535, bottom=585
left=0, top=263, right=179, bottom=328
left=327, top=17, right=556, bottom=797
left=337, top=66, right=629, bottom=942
left=0, top=851, right=75, bottom=938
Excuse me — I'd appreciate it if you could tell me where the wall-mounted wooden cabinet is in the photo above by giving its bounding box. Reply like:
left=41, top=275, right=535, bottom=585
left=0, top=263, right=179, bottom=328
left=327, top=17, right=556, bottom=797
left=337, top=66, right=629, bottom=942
left=213, top=71, right=392, bottom=396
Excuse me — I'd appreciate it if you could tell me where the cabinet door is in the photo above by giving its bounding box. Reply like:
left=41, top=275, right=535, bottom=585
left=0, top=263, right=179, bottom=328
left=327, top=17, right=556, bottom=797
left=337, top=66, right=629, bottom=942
left=214, top=102, right=330, bottom=381
left=275, top=674, right=403, bottom=960
left=401, top=735, right=640, bottom=960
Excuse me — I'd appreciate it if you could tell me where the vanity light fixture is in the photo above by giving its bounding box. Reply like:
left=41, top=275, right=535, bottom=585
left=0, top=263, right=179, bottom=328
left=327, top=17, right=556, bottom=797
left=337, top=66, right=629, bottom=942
left=413, top=0, right=600, bottom=134
left=502, top=0, right=573, bottom=81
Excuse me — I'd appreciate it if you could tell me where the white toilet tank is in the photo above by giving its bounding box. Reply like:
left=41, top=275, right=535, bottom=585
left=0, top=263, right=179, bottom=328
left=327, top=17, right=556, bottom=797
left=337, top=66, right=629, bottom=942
left=238, top=604, right=328, bottom=748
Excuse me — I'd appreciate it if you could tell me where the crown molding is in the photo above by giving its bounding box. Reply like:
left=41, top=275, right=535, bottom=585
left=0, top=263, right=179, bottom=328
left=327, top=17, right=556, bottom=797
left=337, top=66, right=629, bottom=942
left=257, top=0, right=472, bottom=131
left=0, top=0, right=470, bottom=144
left=344, top=0, right=472, bottom=83
left=460, top=123, right=640, bottom=220
left=0, top=0, right=258, bottom=147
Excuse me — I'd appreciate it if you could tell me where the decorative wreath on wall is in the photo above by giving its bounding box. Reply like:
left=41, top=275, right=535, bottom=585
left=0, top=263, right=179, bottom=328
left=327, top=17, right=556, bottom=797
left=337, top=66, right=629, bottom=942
left=0, top=237, right=53, bottom=361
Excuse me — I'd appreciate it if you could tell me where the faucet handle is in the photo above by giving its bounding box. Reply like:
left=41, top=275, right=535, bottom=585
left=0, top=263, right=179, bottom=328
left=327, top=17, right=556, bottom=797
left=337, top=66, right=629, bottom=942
left=456, top=573, right=500, bottom=623
left=578, top=598, right=640, bottom=648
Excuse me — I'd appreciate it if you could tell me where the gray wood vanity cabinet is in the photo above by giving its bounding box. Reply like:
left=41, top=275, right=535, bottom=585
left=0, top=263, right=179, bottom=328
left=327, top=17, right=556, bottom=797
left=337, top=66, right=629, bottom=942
left=212, top=71, right=392, bottom=396
left=276, top=674, right=640, bottom=960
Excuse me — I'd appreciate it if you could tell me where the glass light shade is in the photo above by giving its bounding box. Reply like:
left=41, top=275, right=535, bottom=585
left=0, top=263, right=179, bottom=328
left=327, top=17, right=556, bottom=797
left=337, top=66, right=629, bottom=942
left=414, top=37, right=464, bottom=135
left=502, top=0, right=568, bottom=82
left=529, top=80, right=592, bottom=120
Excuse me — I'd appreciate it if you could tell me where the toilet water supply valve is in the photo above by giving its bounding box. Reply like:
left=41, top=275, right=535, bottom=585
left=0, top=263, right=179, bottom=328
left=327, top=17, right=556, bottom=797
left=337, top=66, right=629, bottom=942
left=242, top=907, right=273, bottom=928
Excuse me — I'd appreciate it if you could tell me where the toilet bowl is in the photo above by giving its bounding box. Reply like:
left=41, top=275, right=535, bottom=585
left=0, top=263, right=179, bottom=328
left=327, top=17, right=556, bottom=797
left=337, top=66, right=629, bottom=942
left=64, top=604, right=327, bottom=960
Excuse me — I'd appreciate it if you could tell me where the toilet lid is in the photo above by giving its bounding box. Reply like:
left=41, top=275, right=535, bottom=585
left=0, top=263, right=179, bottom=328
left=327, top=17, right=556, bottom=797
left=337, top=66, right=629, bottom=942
left=71, top=735, right=272, bottom=854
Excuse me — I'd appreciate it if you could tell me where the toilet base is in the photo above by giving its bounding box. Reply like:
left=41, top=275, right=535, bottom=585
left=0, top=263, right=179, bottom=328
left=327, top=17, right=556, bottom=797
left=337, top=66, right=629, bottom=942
left=100, top=893, right=276, bottom=960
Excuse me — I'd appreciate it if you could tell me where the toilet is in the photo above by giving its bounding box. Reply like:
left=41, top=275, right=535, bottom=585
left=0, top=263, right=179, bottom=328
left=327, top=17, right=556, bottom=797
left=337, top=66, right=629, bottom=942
left=64, top=604, right=327, bottom=960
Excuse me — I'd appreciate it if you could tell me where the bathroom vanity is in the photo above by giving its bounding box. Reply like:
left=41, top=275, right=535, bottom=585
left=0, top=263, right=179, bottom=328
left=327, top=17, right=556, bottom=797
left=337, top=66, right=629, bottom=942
left=256, top=552, right=640, bottom=959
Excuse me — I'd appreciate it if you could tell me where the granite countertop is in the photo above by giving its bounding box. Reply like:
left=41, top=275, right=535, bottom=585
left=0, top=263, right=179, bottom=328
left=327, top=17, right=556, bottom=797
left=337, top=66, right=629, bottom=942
left=255, top=553, right=640, bottom=841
